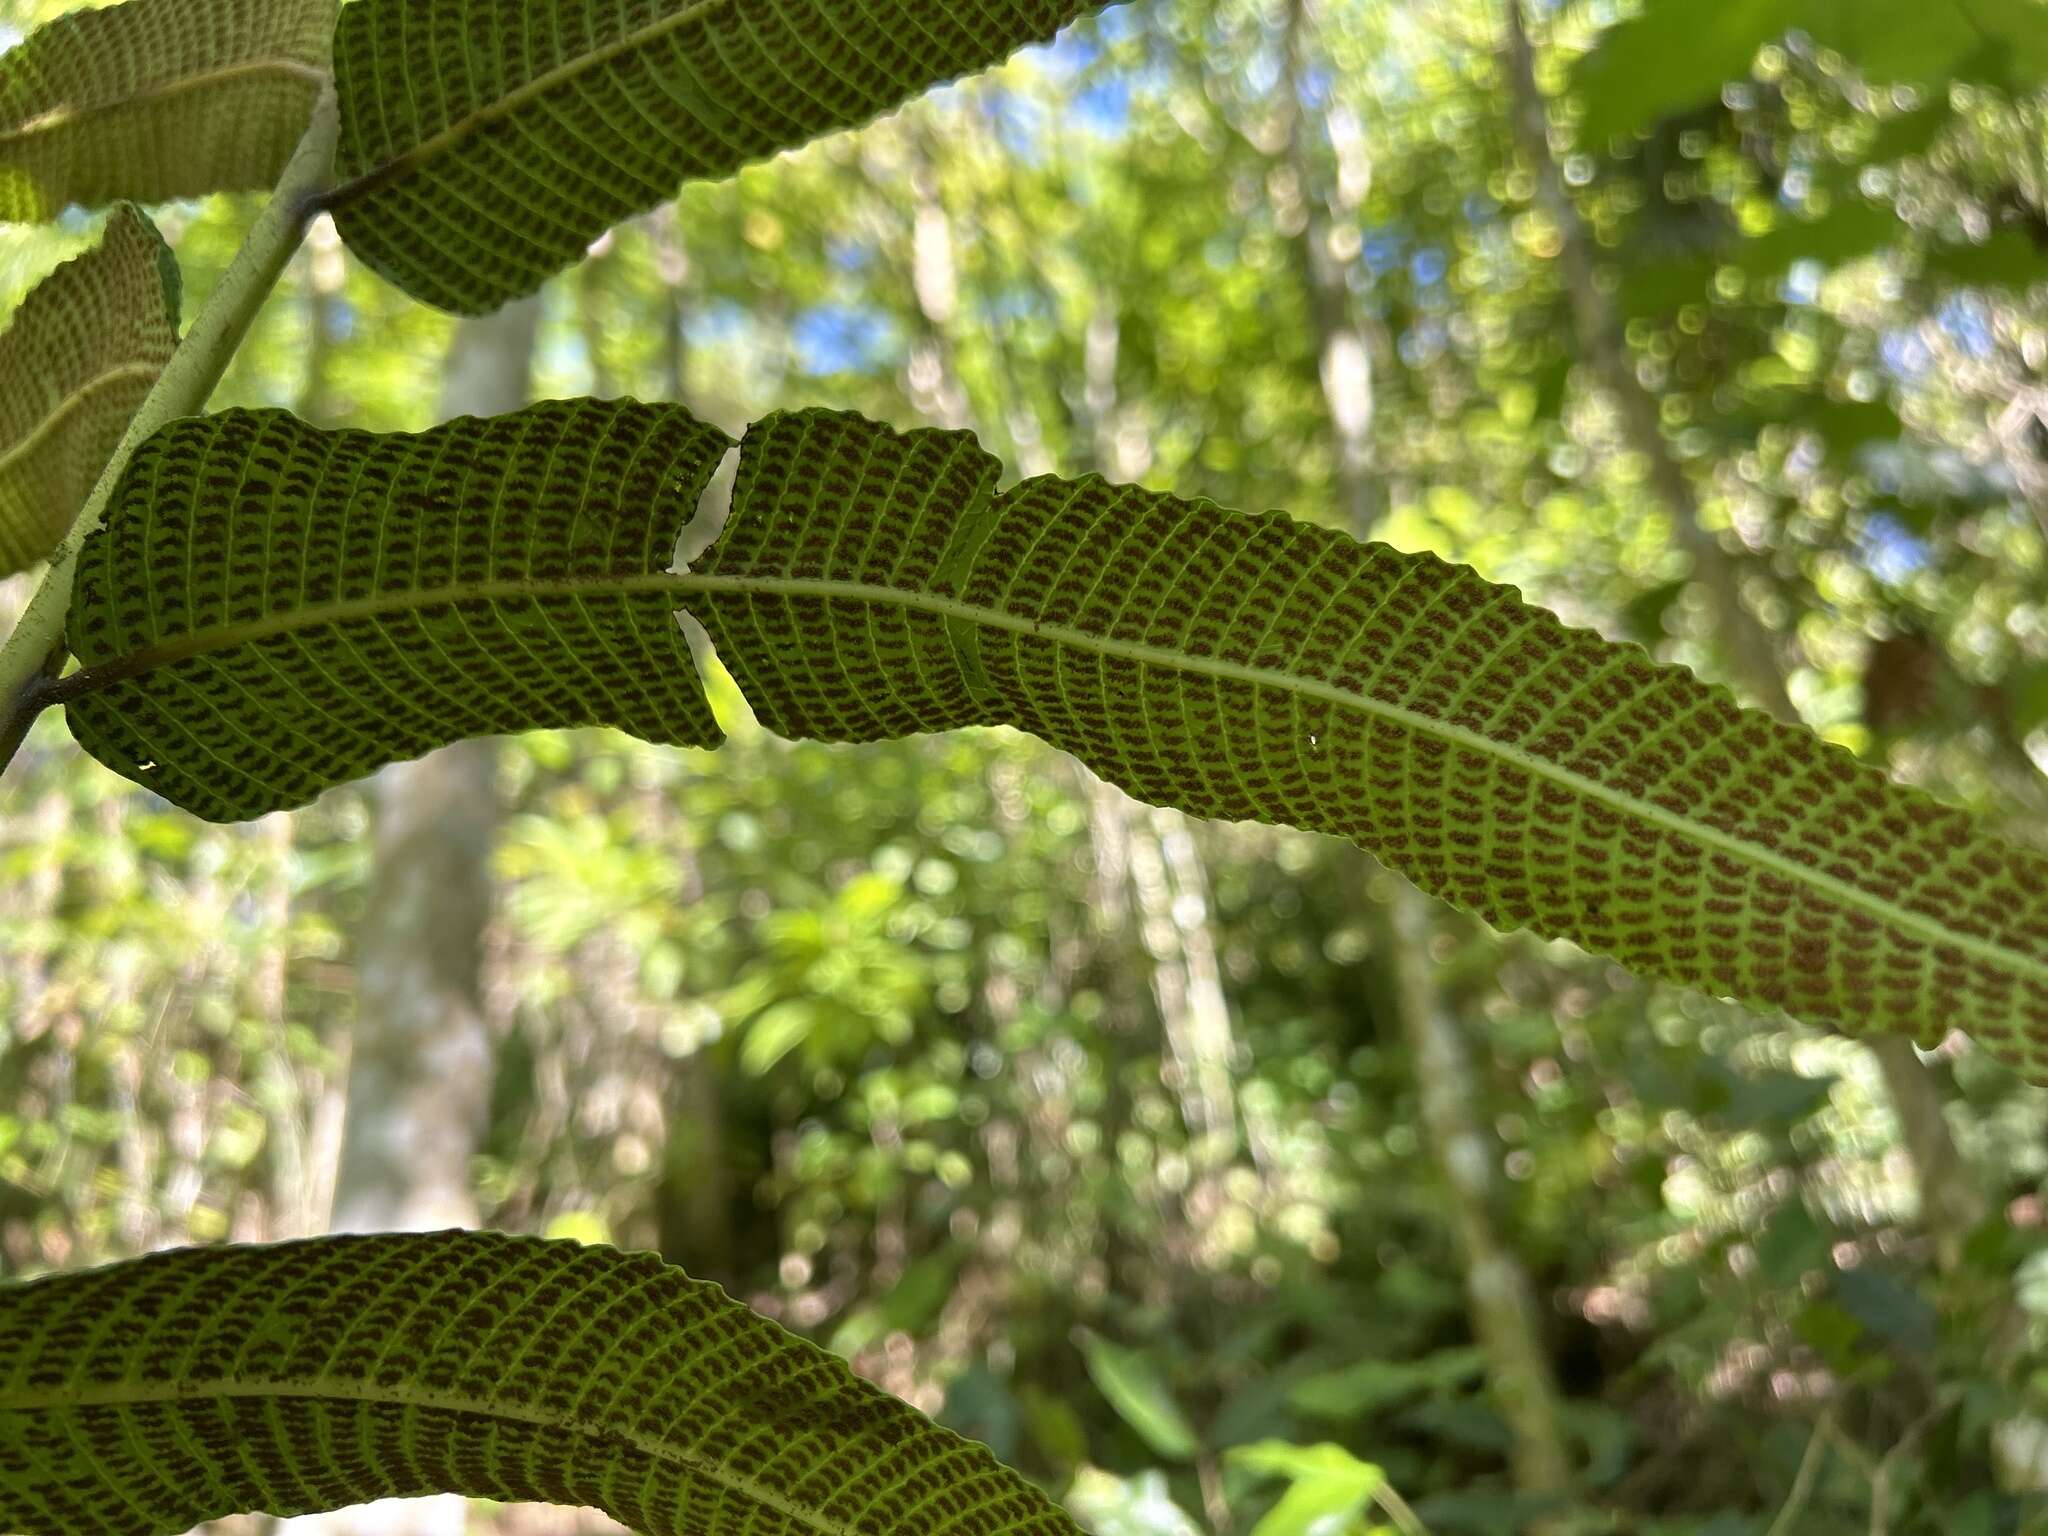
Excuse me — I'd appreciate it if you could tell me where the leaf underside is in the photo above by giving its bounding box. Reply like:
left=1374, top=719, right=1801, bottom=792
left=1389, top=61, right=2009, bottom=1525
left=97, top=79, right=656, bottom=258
left=0, top=205, right=179, bottom=575
left=324, top=0, right=1098, bottom=314
left=0, top=0, right=335, bottom=221
left=0, top=1228, right=1081, bottom=1536
left=60, top=401, right=2048, bottom=1078
left=65, top=401, right=729, bottom=814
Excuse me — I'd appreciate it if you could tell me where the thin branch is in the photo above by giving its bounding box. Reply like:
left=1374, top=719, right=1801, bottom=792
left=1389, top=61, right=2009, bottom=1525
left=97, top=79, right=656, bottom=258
left=1870, top=1390, right=1961, bottom=1536
left=1764, top=1406, right=1838, bottom=1536
left=1370, top=1479, right=1435, bottom=1536
left=1498, top=0, right=1798, bottom=724
left=0, top=646, right=61, bottom=767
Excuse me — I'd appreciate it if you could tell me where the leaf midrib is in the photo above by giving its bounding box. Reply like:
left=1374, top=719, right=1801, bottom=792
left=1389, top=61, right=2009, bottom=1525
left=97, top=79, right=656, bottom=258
left=0, top=59, right=331, bottom=148
left=0, top=1376, right=845, bottom=1536
left=59, top=569, right=2034, bottom=989
left=324, top=0, right=727, bottom=207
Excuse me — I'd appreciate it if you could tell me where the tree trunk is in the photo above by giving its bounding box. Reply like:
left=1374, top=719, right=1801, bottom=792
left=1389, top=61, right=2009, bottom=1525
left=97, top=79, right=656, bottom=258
left=330, top=297, right=540, bottom=1237
left=295, top=216, right=346, bottom=429
left=1276, top=0, right=1575, bottom=1496
left=650, top=215, right=692, bottom=405
left=1499, top=0, right=1992, bottom=1296
left=1387, top=888, right=1575, bottom=1496
left=291, top=299, right=539, bottom=1536
left=1498, top=0, right=1794, bottom=720
left=331, top=736, right=500, bottom=1236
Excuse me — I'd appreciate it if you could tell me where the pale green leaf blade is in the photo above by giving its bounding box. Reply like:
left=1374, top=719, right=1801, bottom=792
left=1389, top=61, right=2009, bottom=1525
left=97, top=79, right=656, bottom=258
left=687, top=408, right=2048, bottom=1077
left=0, top=1228, right=1083, bottom=1536
left=1287, top=1347, right=1487, bottom=1419
left=61, top=400, right=730, bottom=821
left=1228, top=1441, right=1383, bottom=1483
left=1076, top=1331, right=1200, bottom=1461
left=1226, top=1442, right=1385, bottom=1536
left=325, top=0, right=1098, bottom=315
left=0, top=0, right=336, bottom=220
left=0, top=203, right=177, bottom=575
left=1244, top=1479, right=1375, bottom=1536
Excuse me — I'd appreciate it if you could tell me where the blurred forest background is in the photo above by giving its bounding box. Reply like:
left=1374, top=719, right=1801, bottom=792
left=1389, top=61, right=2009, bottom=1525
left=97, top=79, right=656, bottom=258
left=5, top=0, right=2048, bottom=1529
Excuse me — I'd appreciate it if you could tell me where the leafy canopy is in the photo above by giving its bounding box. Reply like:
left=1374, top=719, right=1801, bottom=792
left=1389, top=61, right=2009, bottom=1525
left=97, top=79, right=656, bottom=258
left=52, top=401, right=2048, bottom=1081
left=0, top=1228, right=1082, bottom=1536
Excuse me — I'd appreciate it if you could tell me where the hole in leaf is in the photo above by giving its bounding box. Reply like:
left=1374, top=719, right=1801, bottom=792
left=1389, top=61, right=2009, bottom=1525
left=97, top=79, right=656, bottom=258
left=673, top=444, right=740, bottom=570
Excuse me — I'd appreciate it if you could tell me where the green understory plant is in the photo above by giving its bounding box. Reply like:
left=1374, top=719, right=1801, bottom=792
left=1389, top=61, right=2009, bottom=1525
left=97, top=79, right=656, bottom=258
left=0, top=0, right=2044, bottom=1530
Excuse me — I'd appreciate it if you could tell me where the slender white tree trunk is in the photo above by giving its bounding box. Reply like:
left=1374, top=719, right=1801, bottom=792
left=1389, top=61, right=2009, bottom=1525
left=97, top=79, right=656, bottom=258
left=1274, top=0, right=1574, bottom=1493
left=1499, top=0, right=1995, bottom=1304
left=287, top=299, right=540, bottom=1536
left=329, top=297, right=540, bottom=1237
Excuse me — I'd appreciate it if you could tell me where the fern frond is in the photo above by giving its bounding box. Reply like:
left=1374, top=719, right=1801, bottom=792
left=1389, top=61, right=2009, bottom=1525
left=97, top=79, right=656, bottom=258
left=0, top=1228, right=1080, bottom=1536
left=0, top=0, right=336, bottom=220
left=325, top=0, right=1097, bottom=313
left=0, top=204, right=178, bottom=574
left=56, top=402, right=2048, bottom=1076
left=63, top=401, right=729, bottom=817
